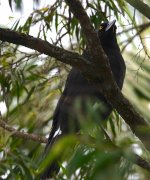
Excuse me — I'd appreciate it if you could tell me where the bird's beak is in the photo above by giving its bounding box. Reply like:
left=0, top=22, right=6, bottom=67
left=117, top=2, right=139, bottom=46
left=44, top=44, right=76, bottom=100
left=105, top=20, right=116, bottom=31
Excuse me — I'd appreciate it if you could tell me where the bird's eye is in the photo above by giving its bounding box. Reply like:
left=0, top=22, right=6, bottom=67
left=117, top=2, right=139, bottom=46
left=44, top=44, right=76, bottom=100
left=99, top=26, right=103, bottom=30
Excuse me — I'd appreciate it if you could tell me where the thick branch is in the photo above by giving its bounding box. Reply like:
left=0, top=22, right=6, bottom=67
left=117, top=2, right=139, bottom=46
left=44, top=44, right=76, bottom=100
left=0, top=28, right=90, bottom=72
left=0, top=118, right=47, bottom=144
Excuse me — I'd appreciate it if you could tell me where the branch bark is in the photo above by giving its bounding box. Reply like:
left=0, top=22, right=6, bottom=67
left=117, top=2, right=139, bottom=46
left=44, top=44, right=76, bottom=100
left=0, top=118, right=47, bottom=144
left=0, top=28, right=90, bottom=72
left=0, top=0, right=150, bottom=150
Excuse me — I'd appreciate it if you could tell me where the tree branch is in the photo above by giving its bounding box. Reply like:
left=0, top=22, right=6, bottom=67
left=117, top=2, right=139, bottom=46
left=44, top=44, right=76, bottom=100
left=0, top=28, right=90, bottom=72
left=0, top=118, right=47, bottom=144
left=135, top=154, right=150, bottom=172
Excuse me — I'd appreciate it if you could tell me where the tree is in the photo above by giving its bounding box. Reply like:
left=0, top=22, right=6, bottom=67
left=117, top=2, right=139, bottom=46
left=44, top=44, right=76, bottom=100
left=0, top=0, right=150, bottom=179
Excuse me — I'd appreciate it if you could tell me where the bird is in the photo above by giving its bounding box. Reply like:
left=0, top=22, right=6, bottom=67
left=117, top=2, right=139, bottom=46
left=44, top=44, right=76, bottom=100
left=40, top=20, right=126, bottom=179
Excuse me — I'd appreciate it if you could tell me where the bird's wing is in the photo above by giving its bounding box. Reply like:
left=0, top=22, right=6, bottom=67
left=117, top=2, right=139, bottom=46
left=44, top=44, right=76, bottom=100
left=46, top=68, right=77, bottom=147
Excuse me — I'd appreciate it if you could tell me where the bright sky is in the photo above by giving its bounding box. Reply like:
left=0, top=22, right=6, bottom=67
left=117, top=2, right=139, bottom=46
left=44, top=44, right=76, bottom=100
left=0, top=0, right=56, bottom=27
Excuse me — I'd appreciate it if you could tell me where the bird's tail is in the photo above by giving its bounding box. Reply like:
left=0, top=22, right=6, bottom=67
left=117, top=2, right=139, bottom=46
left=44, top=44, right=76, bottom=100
left=40, top=129, right=62, bottom=179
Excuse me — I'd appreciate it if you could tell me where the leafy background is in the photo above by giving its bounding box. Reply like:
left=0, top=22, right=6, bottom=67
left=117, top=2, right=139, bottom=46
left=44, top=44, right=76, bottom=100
left=0, top=0, right=150, bottom=179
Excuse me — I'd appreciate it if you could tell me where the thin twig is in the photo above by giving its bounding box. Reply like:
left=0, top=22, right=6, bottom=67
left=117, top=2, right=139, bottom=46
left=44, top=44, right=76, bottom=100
left=117, top=22, right=150, bottom=36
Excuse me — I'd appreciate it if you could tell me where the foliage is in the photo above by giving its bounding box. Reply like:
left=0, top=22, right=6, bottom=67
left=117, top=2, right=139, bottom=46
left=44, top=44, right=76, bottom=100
left=0, top=0, right=150, bottom=179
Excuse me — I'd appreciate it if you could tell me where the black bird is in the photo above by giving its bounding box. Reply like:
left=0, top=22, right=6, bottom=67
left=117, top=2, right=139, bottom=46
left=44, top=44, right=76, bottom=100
left=40, top=20, right=126, bottom=179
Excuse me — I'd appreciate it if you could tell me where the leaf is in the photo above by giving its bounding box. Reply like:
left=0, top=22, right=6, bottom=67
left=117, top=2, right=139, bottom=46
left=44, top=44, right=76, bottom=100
left=22, top=16, right=33, bottom=34
left=11, top=19, right=21, bottom=31
left=25, top=86, right=35, bottom=102
left=8, top=0, right=13, bottom=11
left=67, top=146, right=94, bottom=176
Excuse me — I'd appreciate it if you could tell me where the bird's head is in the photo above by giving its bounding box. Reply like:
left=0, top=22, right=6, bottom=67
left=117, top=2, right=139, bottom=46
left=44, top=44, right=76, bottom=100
left=98, top=20, right=117, bottom=46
